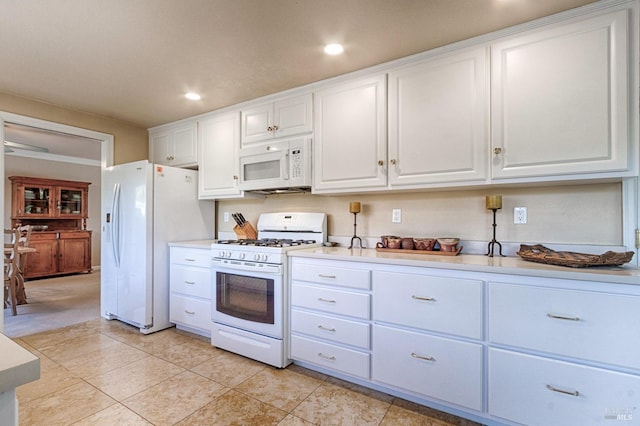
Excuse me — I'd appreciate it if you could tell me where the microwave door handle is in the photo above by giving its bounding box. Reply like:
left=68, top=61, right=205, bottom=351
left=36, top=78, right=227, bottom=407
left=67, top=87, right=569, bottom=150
left=282, top=150, right=290, bottom=180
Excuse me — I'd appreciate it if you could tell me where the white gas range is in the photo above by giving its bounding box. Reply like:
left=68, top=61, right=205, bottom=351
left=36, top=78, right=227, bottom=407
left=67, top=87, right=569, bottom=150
left=210, top=212, right=327, bottom=367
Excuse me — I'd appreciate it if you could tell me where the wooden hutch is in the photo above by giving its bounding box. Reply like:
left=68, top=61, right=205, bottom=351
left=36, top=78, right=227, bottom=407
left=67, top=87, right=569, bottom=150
left=9, top=176, right=92, bottom=279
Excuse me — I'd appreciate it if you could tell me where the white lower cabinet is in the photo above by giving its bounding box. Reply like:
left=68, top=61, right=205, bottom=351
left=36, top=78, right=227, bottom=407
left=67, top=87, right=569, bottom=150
left=489, top=348, right=640, bottom=426
left=169, top=246, right=212, bottom=336
left=290, top=258, right=372, bottom=379
left=373, top=324, right=483, bottom=411
left=289, top=255, right=640, bottom=426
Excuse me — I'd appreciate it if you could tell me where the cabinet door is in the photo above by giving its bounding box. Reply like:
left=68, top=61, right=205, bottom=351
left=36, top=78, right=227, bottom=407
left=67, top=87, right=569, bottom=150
left=55, top=186, right=85, bottom=217
left=150, top=130, right=173, bottom=165
left=241, top=103, right=273, bottom=145
left=272, top=94, right=312, bottom=139
left=17, top=184, right=53, bottom=217
left=491, top=9, right=631, bottom=179
left=388, top=47, right=488, bottom=186
left=313, top=74, right=387, bottom=193
left=170, top=123, right=198, bottom=166
left=58, top=232, right=91, bottom=273
left=198, top=112, right=243, bottom=199
left=24, top=233, right=58, bottom=278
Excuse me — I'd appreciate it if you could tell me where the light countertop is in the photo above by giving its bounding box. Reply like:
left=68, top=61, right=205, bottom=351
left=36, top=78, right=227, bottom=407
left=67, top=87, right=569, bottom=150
left=289, top=247, right=640, bottom=286
left=169, top=239, right=217, bottom=249
left=0, top=333, right=40, bottom=393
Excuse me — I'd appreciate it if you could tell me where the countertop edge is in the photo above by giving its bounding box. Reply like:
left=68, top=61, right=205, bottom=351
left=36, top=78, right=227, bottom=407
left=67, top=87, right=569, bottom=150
left=0, top=333, right=40, bottom=393
left=288, top=247, right=640, bottom=286
left=169, top=240, right=216, bottom=249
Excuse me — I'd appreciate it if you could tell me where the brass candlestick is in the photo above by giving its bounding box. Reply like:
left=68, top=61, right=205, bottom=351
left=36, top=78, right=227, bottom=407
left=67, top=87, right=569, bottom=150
left=348, top=202, right=364, bottom=249
left=485, top=195, right=505, bottom=257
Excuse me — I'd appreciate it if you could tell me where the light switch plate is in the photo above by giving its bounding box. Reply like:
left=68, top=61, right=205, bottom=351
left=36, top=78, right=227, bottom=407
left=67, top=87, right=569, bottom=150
left=392, top=209, right=402, bottom=223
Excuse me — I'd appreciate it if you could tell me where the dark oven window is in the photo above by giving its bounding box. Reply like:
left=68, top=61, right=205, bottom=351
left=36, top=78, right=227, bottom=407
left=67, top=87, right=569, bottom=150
left=216, top=272, right=275, bottom=324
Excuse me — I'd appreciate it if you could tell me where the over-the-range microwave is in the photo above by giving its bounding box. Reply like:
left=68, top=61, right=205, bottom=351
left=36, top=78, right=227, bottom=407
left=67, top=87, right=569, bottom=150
left=238, top=137, right=311, bottom=192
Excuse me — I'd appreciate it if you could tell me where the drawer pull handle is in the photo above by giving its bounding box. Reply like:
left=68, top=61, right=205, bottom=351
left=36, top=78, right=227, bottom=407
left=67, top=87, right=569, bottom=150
left=412, top=295, right=436, bottom=302
left=318, top=274, right=337, bottom=279
left=318, top=297, right=336, bottom=304
left=184, top=310, right=195, bottom=315
left=184, top=281, right=195, bottom=285
left=317, top=352, right=336, bottom=361
left=547, top=313, right=580, bottom=321
left=546, top=384, right=579, bottom=397
left=411, top=352, right=435, bottom=362
left=184, top=258, right=196, bottom=262
left=317, top=325, right=336, bottom=332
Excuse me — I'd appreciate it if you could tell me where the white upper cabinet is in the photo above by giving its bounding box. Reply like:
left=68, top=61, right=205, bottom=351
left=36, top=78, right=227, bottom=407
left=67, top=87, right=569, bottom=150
left=313, top=74, right=387, bottom=193
left=149, top=121, right=198, bottom=167
left=198, top=111, right=243, bottom=199
left=388, top=47, right=489, bottom=187
left=241, top=93, right=312, bottom=145
left=491, top=8, right=634, bottom=180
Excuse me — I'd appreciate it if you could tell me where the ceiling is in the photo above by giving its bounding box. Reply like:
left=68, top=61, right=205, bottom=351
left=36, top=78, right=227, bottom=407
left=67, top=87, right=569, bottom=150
left=1, top=0, right=598, bottom=131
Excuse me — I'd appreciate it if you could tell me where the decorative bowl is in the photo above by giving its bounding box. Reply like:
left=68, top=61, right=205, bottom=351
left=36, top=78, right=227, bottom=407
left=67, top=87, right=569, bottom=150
left=437, top=238, right=460, bottom=252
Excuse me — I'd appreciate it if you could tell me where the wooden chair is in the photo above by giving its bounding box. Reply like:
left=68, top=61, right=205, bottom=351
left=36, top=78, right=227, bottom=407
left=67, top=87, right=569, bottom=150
left=4, top=229, right=19, bottom=316
left=16, top=225, right=33, bottom=303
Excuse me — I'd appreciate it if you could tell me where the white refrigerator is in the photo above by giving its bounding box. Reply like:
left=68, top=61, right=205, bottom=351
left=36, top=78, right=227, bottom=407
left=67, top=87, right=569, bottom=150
left=101, top=160, right=214, bottom=334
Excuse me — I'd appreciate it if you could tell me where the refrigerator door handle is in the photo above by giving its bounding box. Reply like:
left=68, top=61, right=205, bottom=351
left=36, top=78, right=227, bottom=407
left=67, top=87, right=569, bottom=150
left=111, top=183, right=121, bottom=267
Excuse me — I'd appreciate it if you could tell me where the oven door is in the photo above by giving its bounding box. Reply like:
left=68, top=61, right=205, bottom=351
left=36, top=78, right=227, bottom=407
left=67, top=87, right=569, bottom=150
left=211, top=259, right=284, bottom=339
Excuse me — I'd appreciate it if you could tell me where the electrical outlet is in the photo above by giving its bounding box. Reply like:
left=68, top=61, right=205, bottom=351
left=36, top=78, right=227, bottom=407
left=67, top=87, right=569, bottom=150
left=514, top=207, right=527, bottom=224
left=392, top=209, right=402, bottom=223
left=224, top=212, right=230, bottom=223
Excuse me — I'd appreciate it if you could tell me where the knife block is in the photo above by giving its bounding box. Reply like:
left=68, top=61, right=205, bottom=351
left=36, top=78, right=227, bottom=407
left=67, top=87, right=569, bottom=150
left=233, top=221, right=258, bottom=240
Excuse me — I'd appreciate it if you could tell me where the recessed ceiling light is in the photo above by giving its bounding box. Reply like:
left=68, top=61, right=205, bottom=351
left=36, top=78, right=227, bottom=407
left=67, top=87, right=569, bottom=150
left=324, top=43, right=344, bottom=55
left=185, top=92, right=201, bottom=100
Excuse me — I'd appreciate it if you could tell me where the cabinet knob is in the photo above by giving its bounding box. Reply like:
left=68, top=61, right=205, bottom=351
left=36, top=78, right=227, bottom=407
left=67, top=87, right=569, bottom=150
left=233, top=175, right=238, bottom=180
left=390, top=159, right=397, bottom=165
left=493, top=147, right=502, bottom=155
left=266, top=126, right=273, bottom=132
left=378, top=160, right=384, bottom=166
left=272, top=125, right=278, bottom=131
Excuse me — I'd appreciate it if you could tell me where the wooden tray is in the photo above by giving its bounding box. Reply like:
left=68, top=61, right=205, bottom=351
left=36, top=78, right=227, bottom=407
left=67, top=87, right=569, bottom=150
left=376, top=246, right=463, bottom=256
left=517, top=244, right=634, bottom=268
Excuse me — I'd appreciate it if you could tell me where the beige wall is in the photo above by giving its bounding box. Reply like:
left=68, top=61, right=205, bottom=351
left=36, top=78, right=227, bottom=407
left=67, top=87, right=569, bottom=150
left=4, top=156, right=101, bottom=267
left=2, top=91, right=149, bottom=272
left=0, top=92, right=148, bottom=164
left=218, top=182, right=623, bottom=248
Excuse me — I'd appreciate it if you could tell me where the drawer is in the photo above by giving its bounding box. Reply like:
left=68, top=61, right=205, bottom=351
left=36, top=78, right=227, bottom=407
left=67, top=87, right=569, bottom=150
left=489, top=348, right=640, bottom=426
left=489, top=282, right=640, bottom=369
left=292, top=309, right=370, bottom=349
left=373, top=271, right=483, bottom=339
left=170, top=294, right=212, bottom=332
left=170, top=265, right=211, bottom=299
left=291, top=261, right=370, bottom=290
left=170, top=247, right=211, bottom=268
left=291, top=283, right=370, bottom=319
left=372, top=324, right=483, bottom=411
left=291, top=335, right=370, bottom=379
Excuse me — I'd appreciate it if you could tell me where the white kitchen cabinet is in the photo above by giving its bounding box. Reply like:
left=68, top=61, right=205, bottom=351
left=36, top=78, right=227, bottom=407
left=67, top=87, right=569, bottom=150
left=241, top=93, right=312, bottom=145
left=373, top=271, right=483, bottom=339
left=149, top=120, right=198, bottom=167
left=197, top=111, right=244, bottom=199
left=373, top=324, right=483, bottom=411
left=489, top=281, right=640, bottom=370
left=387, top=46, right=489, bottom=187
left=290, top=258, right=372, bottom=379
left=489, top=348, right=640, bottom=426
left=312, top=74, right=387, bottom=193
left=491, top=8, right=634, bottom=180
left=169, top=246, right=212, bottom=337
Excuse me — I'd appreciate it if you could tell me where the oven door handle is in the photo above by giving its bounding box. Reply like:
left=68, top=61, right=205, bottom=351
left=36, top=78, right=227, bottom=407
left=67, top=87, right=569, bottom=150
left=211, top=258, right=283, bottom=275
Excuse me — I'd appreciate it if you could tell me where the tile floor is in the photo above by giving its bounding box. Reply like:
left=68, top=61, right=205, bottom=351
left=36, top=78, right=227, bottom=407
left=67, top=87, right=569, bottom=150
left=14, top=318, right=480, bottom=425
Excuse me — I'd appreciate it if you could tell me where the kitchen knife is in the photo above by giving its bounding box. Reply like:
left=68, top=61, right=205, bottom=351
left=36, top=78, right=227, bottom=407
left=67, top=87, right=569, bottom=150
left=231, top=213, right=242, bottom=226
left=237, top=212, right=247, bottom=226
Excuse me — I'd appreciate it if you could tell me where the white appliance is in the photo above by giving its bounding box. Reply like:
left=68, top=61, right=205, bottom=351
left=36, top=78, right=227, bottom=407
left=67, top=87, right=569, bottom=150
left=101, top=160, right=214, bottom=334
left=238, top=137, right=312, bottom=193
left=211, top=212, right=326, bottom=367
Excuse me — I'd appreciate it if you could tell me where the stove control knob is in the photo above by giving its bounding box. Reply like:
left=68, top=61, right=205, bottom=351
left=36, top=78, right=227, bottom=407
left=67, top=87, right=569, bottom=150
left=253, top=253, right=261, bottom=261
left=225, top=251, right=232, bottom=258
left=238, top=252, right=245, bottom=260
left=261, top=254, right=269, bottom=262
left=218, top=250, right=225, bottom=258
